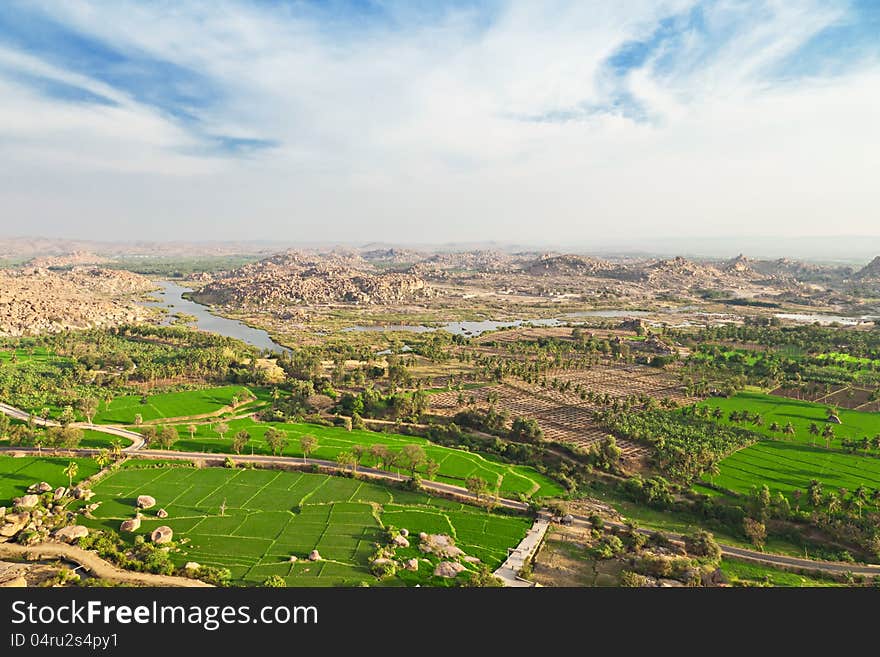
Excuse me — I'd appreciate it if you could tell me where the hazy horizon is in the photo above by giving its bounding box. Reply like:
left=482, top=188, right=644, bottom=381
left=2, top=232, right=878, bottom=264
left=1, top=1, right=878, bottom=244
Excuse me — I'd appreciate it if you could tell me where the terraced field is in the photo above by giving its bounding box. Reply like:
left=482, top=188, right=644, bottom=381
left=0, top=455, right=99, bottom=501
left=94, top=385, right=260, bottom=424
left=152, top=418, right=564, bottom=499
left=80, top=462, right=531, bottom=586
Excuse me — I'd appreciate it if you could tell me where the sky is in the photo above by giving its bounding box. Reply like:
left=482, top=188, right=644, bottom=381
left=0, top=0, right=878, bottom=246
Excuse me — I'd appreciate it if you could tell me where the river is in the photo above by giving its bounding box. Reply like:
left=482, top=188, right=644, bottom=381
left=142, top=280, right=290, bottom=353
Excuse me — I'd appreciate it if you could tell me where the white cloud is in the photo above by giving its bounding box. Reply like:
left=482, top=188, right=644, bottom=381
left=0, top=0, right=877, bottom=244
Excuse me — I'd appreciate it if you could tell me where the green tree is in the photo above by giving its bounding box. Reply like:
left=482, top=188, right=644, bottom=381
left=400, top=444, right=427, bottom=478
left=77, top=397, right=99, bottom=424
left=155, top=426, right=178, bottom=449
left=425, top=458, right=440, bottom=481
left=59, top=405, right=76, bottom=427
left=232, top=430, right=250, bottom=455
left=263, top=575, right=286, bottom=587
left=300, top=434, right=318, bottom=463
left=683, top=530, right=721, bottom=562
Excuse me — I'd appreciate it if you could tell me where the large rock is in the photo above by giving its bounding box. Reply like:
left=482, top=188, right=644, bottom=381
left=54, top=525, right=89, bottom=543
left=391, top=534, right=410, bottom=548
left=0, top=513, right=29, bottom=540
left=399, top=528, right=409, bottom=537
left=136, top=495, right=156, bottom=509
left=17, top=495, right=40, bottom=509
left=184, top=562, right=201, bottom=571
left=433, top=561, right=466, bottom=578
left=404, top=558, right=419, bottom=571
left=72, top=487, right=94, bottom=501
left=308, top=549, right=322, bottom=562
left=0, top=506, right=6, bottom=519
left=53, top=487, right=67, bottom=501
left=156, top=508, right=168, bottom=519
left=419, top=534, right=464, bottom=558
left=36, top=482, right=52, bottom=493
left=119, top=517, right=141, bottom=533
left=150, top=526, right=173, bottom=544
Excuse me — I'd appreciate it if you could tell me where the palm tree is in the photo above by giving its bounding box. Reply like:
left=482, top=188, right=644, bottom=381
left=783, top=423, right=796, bottom=440
left=110, top=439, right=123, bottom=461
left=188, top=424, right=197, bottom=440
left=94, top=449, right=111, bottom=470
left=63, top=461, right=78, bottom=489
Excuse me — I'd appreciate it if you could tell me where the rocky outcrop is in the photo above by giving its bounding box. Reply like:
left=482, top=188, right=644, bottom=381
left=0, top=267, right=153, bottom=336
left=119, top=517, right=141, bottom=533
left=193, top=252, right=437, bottom=307
left=418, top=534, right=464, bottom=559
left=156, top=509, right=168, bottom=519
left=54, top=525, right=89, bottom=543
left=855, top=256, right=880, bottom=281
left=0, top=513, right=29, bottom=541
left=150, top=526, right=173, bottom=544
left=16, top=495, right=39, bottom=509
left=136, top=495, right=156, bottom=509
left=433, top=561, right=466, bottom=578
left=308, top=549, right=321, bottom=561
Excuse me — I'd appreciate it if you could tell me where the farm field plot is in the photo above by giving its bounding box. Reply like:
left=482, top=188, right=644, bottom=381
left=720, top=558, right=842, bottom=587
left=151, top=419, right=564, bottom=499
left=81, top=463, right=531, bottom=586
left=698, top=391, right=880, bottom=449
left=0, top=347, right=62, bottom=364
left=94, top=385, right=258, bottom=424
left=430, top=377, right=650, bottom=459
left=705, top=441, right=880, bottom=501
left=0, top=455, right=99, bottom=502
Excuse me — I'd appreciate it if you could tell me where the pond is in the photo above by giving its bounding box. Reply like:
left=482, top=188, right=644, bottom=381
left=141, top=280, right=290, bottom=354
left=342, top=310, right=655, bottom=337
left=774, top=312, right=880, bottom=326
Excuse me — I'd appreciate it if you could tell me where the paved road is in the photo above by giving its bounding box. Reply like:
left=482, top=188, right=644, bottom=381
left=0, top=403, right=145, bottom=450
left=494, top=517, right=550, bottom=587
left=3, top=400, right=879, bottom=579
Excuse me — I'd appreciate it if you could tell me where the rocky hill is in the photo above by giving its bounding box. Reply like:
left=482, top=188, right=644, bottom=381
left=193, top=253, right=436, bottom=306
left=0, top=267, right=154, bottom=336
left=523, top=254, right=619, bottom=277
left=27, top=251, right=111, bottom=268
left=855, top=256, right=880, bottom=281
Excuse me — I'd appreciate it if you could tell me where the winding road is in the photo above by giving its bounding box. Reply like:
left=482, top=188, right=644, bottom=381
left=3, top=401, right=880, bottom=580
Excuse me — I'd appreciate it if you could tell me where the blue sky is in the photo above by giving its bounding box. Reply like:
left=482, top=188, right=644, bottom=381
left=0, top=0, right=877, bottom=243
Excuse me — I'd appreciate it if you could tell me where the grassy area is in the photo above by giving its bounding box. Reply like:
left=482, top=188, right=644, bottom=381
left=706, top=441, right=880, bottom=500
left=587, top=483, right=809, bottom=557
left=149, top=418, right=564, bottom=499
left=0, top=347, right=61, bottom=364
left=698, top=391, right=880, bottom=449
left=80, top=462, right=531, bottom=586
left=94, top=385, right=260, bottom=424
left=720, top=558, right=843, bottom=587
left=0, top=456, right=100, bottom=501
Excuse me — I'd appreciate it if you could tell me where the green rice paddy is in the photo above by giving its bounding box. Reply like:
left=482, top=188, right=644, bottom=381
left=80, top=462, right=531, bottom=586
left=94, top=385, right=258, bottom=424
left=0, top=456, right=100, bottom=501
left=152, top=417, right=564, bottom=499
